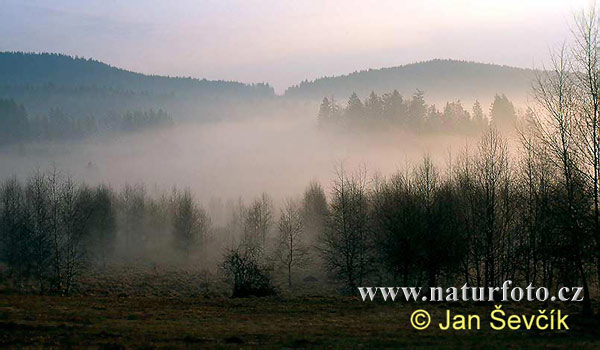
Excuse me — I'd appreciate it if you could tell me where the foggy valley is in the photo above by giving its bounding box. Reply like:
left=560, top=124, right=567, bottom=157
left=0, top=54, right=530, bottom=202
left=0, top=51, right=531, bottom=295
left=0, top=109, right=483, bottom=201
left=2, top=1, right=600, bottom=348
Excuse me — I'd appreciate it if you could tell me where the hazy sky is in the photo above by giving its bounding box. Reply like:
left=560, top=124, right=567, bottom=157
left=0, top=0, right=588, bottom=92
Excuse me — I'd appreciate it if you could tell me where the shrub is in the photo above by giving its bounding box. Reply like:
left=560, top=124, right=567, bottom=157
left=221, top=246, right=276, bottom=298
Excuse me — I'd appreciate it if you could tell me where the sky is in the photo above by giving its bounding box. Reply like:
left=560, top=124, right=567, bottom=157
left=0, top=0, right=590, bottom=93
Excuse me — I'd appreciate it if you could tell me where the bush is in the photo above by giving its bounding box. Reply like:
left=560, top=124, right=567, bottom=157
left=221, top=246, right=276, bottom=298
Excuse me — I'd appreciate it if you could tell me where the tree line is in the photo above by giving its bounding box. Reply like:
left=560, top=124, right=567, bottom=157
left=0, top=172, right=215, bottom=294
left=1, top=120, right=600, bottom=316
left=0, top=170, right=328, bottom=296
left=2, top=119, right=598, bottom=316
left=218, top=125, right=600, bottom=316
left=309, top=10, right=600, bottom=316
left=318, top=90, right=517, bottom=134
left=0, top=98, right=173, bottom=144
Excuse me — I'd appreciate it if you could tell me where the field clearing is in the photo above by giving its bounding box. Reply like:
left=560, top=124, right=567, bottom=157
left=0, top=295, right=599, bottom=349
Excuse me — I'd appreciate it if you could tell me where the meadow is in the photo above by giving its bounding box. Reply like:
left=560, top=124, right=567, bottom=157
left=1, top=293, right=599, bottom=349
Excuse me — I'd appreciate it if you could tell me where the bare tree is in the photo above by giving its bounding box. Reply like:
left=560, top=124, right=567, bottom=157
left=243, top=193, right=273, bottom=250
left=320, top=166, right=372, bottom=293
left=119, top=184, right=147, bottom=257
left=473, top=128, right=513, bottom=287
left=301, top=181, right=328, bottom=245
left=276, top=199, right=308, bottom=288
left=25, top=171, right=54, bottom=293
left=86, top=185, right=117, bottom=267
left=56, top=177, right=93, bottom=295
left=371, top=171, right=418, bottom=285
left=572, top=6, right=600, bottom=303
left=0, top=177, right=30, bottom=285
left=531, top=46, right=594, bottom=315
left=516, top=117, right=563, bottom=293
left=172, top=188, right=210, bottom=259
left=454, top=145, right=484, bottom=286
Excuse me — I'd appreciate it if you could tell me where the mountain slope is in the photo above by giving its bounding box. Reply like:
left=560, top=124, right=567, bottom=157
left=284, top=59, right=536, bottom=105
left=0, top=52, right=274, bottom=96
left=0, top=52, right=275, bottom=120
left=0, top=53, right=536, bottom=121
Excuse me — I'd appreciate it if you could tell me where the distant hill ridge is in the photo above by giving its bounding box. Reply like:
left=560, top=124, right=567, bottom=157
left=0, top=53, right=535, bottom=121
left=0, top=52, right=274, bottom=96
left=284, top=59, right=536, bottom=105
left=1, top=53, right=536, bottom=101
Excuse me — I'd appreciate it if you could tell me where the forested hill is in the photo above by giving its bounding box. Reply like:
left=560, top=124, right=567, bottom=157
left=0, top=52, right=274, bottom=121
left=284, top=59, right=535, bottom=104
left=0, top=52, right=274, bottom=96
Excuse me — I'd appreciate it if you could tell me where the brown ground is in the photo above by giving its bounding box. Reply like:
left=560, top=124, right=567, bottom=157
left=1, top=294, right=599, bottom=349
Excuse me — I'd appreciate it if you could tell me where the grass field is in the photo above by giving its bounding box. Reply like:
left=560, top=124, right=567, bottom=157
left=1, top=294, right=599, bottom=349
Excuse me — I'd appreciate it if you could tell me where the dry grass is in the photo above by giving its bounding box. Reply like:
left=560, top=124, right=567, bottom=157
left=0, top=294, right=599, bottom=349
